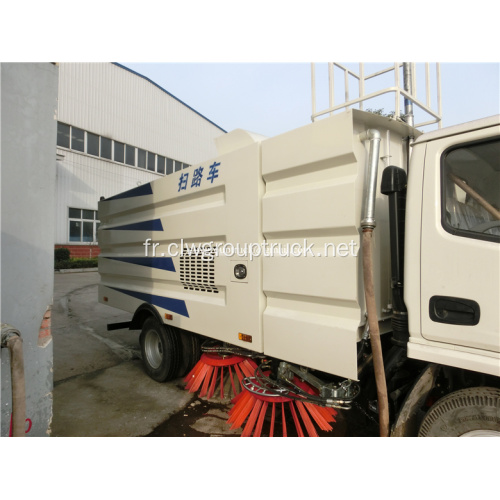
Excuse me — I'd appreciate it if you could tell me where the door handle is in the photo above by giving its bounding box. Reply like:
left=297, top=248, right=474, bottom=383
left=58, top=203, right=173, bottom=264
left=429, top=296, right=480, bottom=326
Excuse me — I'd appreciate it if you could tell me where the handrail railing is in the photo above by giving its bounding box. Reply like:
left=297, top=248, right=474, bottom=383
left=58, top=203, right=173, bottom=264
left=311, top=63, right=442, bottom=129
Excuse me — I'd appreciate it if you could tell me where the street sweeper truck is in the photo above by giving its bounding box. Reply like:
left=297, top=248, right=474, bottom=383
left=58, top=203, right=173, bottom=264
left=98, top=63, right=500, bottom=437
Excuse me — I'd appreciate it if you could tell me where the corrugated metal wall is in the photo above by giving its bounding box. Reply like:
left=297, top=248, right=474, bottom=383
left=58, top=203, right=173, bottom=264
left=55, top=150, right=164, bottom=243
left=58, top=63, right=224, bottom=164
left=56, top=63, right=226, bottom=244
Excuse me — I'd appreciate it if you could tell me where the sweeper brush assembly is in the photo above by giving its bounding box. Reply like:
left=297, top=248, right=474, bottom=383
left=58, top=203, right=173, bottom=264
left=184, top=352, right=258, bottom=401
left=227, top=372, right=338, bottom=437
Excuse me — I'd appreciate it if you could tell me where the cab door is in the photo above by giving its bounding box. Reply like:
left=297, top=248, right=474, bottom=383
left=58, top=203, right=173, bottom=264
left=420, top=125, right=500, bottom=353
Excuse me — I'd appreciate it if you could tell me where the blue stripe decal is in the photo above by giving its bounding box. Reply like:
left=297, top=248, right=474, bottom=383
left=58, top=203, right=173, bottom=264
left=104, top=219, right=163, bottom=231
left=106, top=183, right=153, bottom=201
left=106, top=256, right=175, bottom=272
left=109, top=287, right=189, bottom=318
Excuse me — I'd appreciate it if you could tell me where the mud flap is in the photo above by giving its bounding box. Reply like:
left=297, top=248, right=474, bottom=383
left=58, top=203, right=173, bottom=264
left=391, top=363, right=440, bottom=437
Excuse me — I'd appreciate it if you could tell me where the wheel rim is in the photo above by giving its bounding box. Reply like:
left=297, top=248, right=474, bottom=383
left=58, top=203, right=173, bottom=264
left=461, top=430, right=500, bottom=437
left=144, top=329, right=163, bottom=369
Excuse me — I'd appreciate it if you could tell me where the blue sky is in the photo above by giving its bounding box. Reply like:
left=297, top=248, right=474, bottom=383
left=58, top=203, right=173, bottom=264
left=120, top=62, right=499, bottom=138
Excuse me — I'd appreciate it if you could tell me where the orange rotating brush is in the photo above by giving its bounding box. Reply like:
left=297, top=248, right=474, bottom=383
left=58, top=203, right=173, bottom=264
left=227, top=374, right=338, bottom=437
left=184, top=352, right=258, bottom=401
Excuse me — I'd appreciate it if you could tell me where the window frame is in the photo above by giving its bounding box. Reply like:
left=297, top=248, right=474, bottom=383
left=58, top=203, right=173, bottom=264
left=71, top=126, right=85, bottom=152
left=56, top=122, right=178, bottom=175
left=57, top=122, right=71, bottom=148
left=68, top=207, right=100, bottom=244
left=441, top=137, right=500, bottom=244
left=137, top=149, right=146, bottom=169
left=166, top=158, right=174, bottom=175
left=157, top=155, right=166, bottom=175
left=100, top=136, right=112, bottom=160
left=114, top=141, right=125, bottom=163
left=87, top=132, right=100, bottom=157
left=147, top=151, right=156, bottom=172
left=125, top=144, right=136, bottom=166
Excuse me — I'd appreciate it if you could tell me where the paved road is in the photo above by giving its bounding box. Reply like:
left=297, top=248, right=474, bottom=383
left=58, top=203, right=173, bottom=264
left=51, top=271, right=197, bottom=437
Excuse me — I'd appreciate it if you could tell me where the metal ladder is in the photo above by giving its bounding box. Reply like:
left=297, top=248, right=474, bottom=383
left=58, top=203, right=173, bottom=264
left=311, top=62, right=442, bottom=129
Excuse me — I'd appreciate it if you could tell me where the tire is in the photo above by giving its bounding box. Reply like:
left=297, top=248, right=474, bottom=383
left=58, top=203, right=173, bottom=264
left=139, top=317, right=181, bottom=382
left=418, top=387, right=500, bottom=437
left=176, top=330, right=202, bottom=378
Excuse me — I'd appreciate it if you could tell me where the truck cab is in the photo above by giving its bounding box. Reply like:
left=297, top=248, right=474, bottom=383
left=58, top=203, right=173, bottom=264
left=390, top=115, right=500, bottom=436
left=406, top=116, right=500, bottom=374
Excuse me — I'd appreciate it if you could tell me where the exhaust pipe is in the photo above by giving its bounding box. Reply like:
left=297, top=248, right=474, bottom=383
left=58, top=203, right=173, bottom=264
left=359, top=129, right=390, bottom=437
left=360, top=130, right=381, bottom=230
left=1, top=324, right=26, bottom=437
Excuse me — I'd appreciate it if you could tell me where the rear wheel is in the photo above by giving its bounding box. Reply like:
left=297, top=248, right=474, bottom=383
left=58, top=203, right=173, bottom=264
left=176, top=330, right=202, bottom=378
left=418, top=387, right=500, bottom=437
left=140, top=317, right=180, bottom=382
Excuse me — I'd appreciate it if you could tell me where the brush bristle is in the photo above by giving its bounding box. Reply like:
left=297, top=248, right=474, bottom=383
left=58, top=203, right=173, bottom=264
left=226, top=376, right=338, bottom=437
left=184, top=354, right=257, bottom=401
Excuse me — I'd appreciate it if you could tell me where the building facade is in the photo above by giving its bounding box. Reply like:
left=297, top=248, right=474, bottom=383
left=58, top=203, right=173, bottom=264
left=55, top=63, right=225, bottom=257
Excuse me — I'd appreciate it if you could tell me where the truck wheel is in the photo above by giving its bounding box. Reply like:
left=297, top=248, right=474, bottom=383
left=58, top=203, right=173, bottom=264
left=176, top=330, right=202, bottom=378
left=140, top=317, right=180, bottom=382
left=418, top=387, right=500, bottom=437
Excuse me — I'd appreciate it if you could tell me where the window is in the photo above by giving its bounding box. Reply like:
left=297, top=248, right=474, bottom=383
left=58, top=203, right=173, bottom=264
left=157, top=155, right=165, bottom=174
left=442, top=138, right=500, bottom=243
left=147, top=152, right=156, bottom=171
left=101, top=137, right=112, bottom=160
left=57, top=123, right=70, bottom=148
left=69, top=207, right=81, bottom=218
left=56, top=122, right=173, bottom=175
left=114, top=141, right=125, bottom=163
left=138, top=149, right=146, bottom=168
left=71, top=127, right=85, bottom=152
left=182, top=163, right=190, bottom=169
left=125, top=145, right=135, bottom=166
left=68, top=208, right=99, bottom=243
left=87, top=132, right=99, bottom=156
left=166, top=158, right=174, bottom=175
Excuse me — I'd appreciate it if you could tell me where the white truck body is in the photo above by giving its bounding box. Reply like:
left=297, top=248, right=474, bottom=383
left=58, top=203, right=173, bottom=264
left=98, top=109, right=500, bottom=382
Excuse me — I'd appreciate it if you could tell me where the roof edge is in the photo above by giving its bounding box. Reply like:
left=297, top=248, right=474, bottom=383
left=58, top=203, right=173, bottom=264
left=414, top=115, right=500, bottom=145
left=113, top=63, right=227, bottom=133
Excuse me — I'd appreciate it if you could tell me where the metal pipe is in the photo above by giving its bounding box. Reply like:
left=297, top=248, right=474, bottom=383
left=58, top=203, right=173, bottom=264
left=425, top=63, right=431, bottom=108
left=359, top=131, right=390, bottom=437
left=365, top=63, right=402, bottom=80
left=311, top=63, right=316, bottom=122
left=411, top=63, right=417, bottom=101
left=359, top=63, right=365, bottom=111
left=395, top=63, right=401, bottom=119
left=334, top=62, right=360, bottom=78
left=344, top=68, right=349, bottom=103
left=360, top=129, right=382, bottom=229
left=1, top=324, right=26, bottom=437
left=328, top=62, right=334, bottom=116
left=436, top=63, right=442, bottom=128
left=403, top=62, right=414, bottom=127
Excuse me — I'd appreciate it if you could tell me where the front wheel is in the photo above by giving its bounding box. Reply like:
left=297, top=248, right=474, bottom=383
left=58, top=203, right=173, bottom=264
left=139, top=317, right=180, bottom=382
left=418, top=387, right=500, bottom=437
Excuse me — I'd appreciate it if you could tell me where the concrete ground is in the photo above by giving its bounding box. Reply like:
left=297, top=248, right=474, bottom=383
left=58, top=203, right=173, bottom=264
left=51, top=271, right=239, bottom=437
